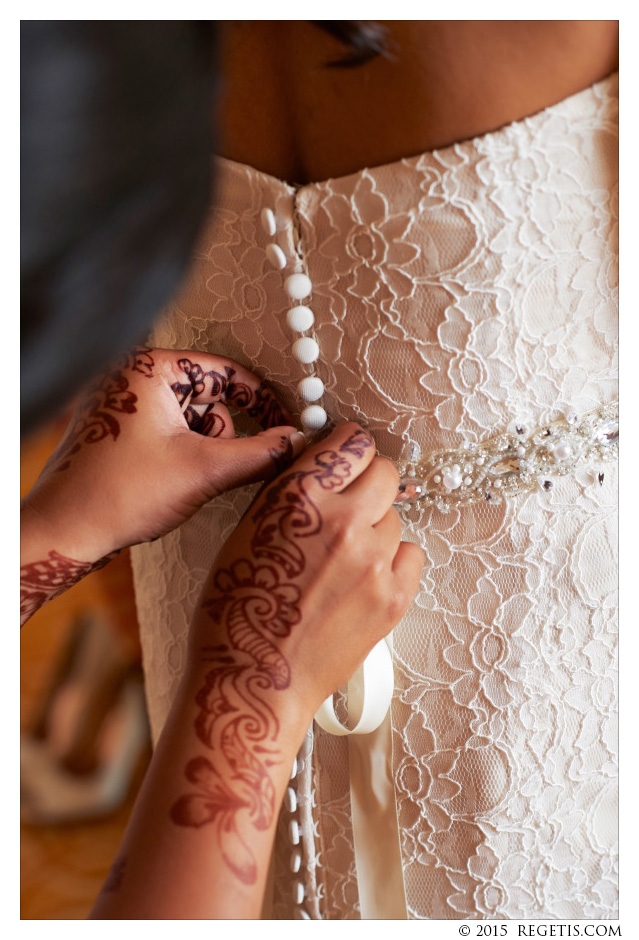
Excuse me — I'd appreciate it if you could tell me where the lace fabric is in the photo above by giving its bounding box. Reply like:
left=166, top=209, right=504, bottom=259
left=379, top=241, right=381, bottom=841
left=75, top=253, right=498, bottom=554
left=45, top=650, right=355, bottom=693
left=130, top=72, right=618, bottom=919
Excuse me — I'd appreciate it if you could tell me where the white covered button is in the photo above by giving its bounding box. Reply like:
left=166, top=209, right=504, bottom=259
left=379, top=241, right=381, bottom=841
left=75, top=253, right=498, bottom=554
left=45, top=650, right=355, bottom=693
left=265, top=243, right=286, bottom=270
left=287, top=305, right=315, bottom=332
left=290, top=850, right=302, bottom=873
left=285, top=273, right=312, bottom=300
left=285, top=787, right=298, bottom=813
left=301, top=405, right=327, bottom=430
left=293, top=882, right=305, bottom=905
left=292, top=337, right=320, bottom=364
left=298, top=376, right=324, bottom=402
left=290, top=757, right=298, bottom=779
left=294, top=909, right=311, bottom=920
left=260, top=207, right=276, bottom=236
left=289, top=819, right=300, bottom=844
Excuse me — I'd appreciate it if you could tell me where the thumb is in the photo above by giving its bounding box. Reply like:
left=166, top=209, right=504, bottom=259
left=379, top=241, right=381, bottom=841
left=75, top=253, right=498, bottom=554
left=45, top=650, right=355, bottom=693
left=202, top=426, right=307, bottom=493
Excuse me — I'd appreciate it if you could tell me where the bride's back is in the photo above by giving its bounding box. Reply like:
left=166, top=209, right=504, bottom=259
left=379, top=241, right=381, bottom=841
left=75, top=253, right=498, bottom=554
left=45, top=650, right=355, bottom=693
left=217, top=20, right=618, bottom=183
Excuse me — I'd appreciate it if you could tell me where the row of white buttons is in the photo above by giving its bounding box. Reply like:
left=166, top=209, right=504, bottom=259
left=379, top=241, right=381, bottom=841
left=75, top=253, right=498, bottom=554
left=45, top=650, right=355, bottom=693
left=262, top=211, right=316, bottom=917
left=261, top=209, right=328, bottom=432
left=288, top=751, right=310, bottom=916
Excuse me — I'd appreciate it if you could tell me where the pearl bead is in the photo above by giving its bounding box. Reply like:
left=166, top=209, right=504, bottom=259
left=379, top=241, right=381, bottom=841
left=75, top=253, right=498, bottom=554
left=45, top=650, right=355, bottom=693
left=292, top=337, right=320, bottom=364
left=463, top=476, right=472, bottom=486
left=298, top=376, right=324, bottom=402
left=301, top=405, right=327, bottom=430
left=290, top=850, right=302, bottom=873
left=287, top=305, right=315, bottom=332
left=265, top=243, right=286, bottom=269
left=293, top=882, right=305, bottom=905
left=289, top=820, right=300, bottom=844
left=290, top=758, right=298, bottom=779
left=553, top=441, right=573, bottom=461
left=285, top=272, right=312, bottom=300
left=476, top=457, right=485, bottom=466
left=494, top=479, right=502, bottom=488
left=442, top=469, right=463, bottom=491
left=285, top=787, right=297, bottom=813
left=260, top=207, right=276, bottom=237
left=433, top=474, right=441, bottom=484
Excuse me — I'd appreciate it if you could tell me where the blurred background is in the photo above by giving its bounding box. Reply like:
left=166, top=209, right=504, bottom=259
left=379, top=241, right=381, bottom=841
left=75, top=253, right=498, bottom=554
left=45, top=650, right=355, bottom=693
left=20, top=418, right=151, bottom=919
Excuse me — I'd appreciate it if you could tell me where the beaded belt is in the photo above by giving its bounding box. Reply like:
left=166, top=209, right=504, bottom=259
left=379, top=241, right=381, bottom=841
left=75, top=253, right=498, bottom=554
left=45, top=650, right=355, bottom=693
left=393, top=401, right=618, bottom=509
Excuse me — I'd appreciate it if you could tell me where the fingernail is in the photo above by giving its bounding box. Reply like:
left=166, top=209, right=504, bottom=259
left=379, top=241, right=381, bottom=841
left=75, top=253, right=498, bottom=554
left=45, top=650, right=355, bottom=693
left=290, top=431, right=306, bottom=454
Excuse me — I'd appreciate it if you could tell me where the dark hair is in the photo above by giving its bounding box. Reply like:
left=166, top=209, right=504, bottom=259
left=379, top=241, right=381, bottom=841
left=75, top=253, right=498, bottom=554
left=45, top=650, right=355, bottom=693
left=21, top=21, right=384, bottom=435
left=312, top=21, right=389, bottom=67
left=21, top=21, right=217, bottom=433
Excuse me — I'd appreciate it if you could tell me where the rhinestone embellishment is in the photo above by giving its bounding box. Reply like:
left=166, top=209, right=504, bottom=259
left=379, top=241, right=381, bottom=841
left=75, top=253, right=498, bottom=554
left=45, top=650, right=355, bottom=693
left=394, top=402, right=618, bottom=508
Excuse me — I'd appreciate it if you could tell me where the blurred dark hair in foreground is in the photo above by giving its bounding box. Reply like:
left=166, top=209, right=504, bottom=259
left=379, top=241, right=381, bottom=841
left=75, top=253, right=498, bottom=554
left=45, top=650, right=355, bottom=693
left=20, top=21, right=386, bottom=436
left=21, top=22, right=217, bottom=434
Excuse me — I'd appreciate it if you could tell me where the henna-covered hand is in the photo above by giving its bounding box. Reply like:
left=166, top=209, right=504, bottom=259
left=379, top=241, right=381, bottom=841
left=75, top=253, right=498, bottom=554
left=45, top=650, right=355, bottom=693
left=90, top=423, right=423, bottom=919
left=21, top=348, right=304, bottom=624
left=171, top=422, right=425, bottom=886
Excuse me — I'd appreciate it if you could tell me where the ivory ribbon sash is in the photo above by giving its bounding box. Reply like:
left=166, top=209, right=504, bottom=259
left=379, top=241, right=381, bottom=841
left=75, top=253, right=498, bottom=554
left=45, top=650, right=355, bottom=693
left=314, top=637, right=407, bottom=919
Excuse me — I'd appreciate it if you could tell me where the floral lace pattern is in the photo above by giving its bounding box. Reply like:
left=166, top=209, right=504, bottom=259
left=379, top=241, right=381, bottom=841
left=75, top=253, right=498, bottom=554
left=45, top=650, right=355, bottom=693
left=131, top=73, right=618, bottom=919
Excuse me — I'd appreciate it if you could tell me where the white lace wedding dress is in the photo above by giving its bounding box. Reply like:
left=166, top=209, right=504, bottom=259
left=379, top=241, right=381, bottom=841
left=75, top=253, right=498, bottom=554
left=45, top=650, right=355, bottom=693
left=131, top=73, right=618, bottom=920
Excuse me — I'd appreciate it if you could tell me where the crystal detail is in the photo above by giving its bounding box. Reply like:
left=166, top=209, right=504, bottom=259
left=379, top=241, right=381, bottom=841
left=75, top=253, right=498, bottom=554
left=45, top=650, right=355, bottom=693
left=492, top=457, right=521, bottom=476
left=594, top=418, right=618, bottom=446
left=394, top=402, right=618, bottom=508
left=394, top=477, right=426, bottom=504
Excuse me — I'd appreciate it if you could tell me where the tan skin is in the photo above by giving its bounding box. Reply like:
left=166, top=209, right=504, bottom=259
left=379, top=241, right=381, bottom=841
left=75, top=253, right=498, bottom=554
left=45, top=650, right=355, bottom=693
left=218, top=20, right=619, bottom=184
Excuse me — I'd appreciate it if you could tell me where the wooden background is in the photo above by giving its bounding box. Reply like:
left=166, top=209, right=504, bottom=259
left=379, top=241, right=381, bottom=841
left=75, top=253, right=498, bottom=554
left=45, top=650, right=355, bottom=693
left=20, top=421, right=151, bottom=919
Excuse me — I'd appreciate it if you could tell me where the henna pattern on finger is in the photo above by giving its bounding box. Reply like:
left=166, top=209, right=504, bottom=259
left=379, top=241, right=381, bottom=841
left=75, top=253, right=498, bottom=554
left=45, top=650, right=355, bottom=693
left=48, top=347, right=155, bottom=473
left=267, top=435, right=295, bottom=475
left=170, top=429, right=374, bottom=883
left=170, top=358, right=288, bottom=435
left=226, top=378, right=289, bottom=430
left=170, top=359, right=232, bottom=437
left=20, top=549, right=118, bottom=625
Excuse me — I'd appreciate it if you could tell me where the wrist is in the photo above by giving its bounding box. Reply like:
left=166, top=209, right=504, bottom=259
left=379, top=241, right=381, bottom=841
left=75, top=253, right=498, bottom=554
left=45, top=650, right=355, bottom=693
left=178, top=657, right=312, bottom=757
left=21, top=488, right=118, bottom=567
left=20, top=499, right=117, bottom=625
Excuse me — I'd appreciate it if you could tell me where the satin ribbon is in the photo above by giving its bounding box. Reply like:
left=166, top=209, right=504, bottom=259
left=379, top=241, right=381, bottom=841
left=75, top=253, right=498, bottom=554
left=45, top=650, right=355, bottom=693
left=314, top=637, right=395, bottom=736
left=314, top=636, right=408, bottom=919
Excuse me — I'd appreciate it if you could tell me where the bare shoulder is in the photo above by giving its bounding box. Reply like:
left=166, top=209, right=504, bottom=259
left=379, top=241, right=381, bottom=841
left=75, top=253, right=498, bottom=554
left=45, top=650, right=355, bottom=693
left=217, top=21, right=619, bottom=183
